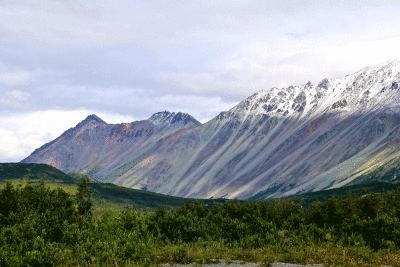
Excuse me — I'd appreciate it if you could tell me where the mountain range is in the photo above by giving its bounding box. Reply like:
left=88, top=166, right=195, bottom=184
left=22, top=59, right=400, bottom=199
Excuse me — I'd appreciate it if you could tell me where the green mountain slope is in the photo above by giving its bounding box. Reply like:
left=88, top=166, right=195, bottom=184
left=0, top=163, right=228, bottom=214
left=291, top=180, right=400, bottom=208
left=250, top=178, right=400, bottom=208
left=3, top=162, right=400, bottom=213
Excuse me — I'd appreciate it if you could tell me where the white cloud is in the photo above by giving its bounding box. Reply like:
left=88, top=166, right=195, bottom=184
left=1, top=0, right=397, bottom=52
left=162, top=35, right=400, bottom=95
left=2, top=0, right=400, bottom=162
left=97, top=112, right=137, bottom=124
left=0, top=71, right=33, bottom=86
left=0, top=90, right=31, bottom=109
left=6, top=89, right=31, bottom=101
left=0, top=128, right=26, bottom=161
left=313, top=36, right=400, bottom=74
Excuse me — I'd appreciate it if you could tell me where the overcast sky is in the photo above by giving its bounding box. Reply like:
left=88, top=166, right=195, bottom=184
left=1, top=0, right=400, bottom=162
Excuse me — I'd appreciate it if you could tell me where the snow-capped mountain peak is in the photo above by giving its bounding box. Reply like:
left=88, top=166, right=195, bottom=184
left=230, top=59, right=400, bottom=122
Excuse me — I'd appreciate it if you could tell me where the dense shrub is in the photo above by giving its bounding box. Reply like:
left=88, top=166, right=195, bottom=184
left=1, top=179, right=400, bottom=265
left=0, top=180, right=77, bottom=242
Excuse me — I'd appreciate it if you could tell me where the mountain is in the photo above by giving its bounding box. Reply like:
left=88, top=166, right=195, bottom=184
left=21, top=111, right=200, bottom=174
left=22, top=59, right=400, bottom=199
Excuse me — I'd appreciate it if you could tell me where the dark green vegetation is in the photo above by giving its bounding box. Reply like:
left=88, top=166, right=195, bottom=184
left=250, top=163, right=400, bottom=201
left=347, top=166, right=400, bottom=186
left=0, top=163, right=228, bottom=214
left=276, top=179, right=400, bottom=209
left=249, top=178, right=400, bottom=209
left=4, top=163, right=400, bottom=212
left=1, top=166, right=400, bottom=265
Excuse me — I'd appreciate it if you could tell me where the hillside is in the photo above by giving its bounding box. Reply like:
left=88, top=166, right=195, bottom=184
left=0, top=163, right=228, bottom=214
left=250, top=166, right=400, bottom=207
left=251, top=179, right=400, bottom=209
left=3, top=162, right=400, bottom=213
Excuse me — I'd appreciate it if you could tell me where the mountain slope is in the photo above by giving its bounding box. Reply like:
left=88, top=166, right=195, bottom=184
left=22, top=59, right=400, bottom=199
left=0, top=163, right=228, bottom=212
left=22, top=111, right=201, bottom=180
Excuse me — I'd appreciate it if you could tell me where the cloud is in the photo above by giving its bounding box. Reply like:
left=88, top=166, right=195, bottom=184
left=6, top=89, right=30, bottom=101
left=0, top=89, right=31, bottom=110
left=313, top=36, right=400, bottom=74
left=0, top=128, right=26, bottom=161
left=156, top=95, right=239, bottom=123
left=99, top=112, right=138, bottom=124
left=0, top=110, right=87, bottom=162
left=0, top=71, right=33, bottom=85
left=1, top=0, right=400, bottom=162
left=0, top=0, right=396, bottom=51
left=160, top=34, right=400, bottom=96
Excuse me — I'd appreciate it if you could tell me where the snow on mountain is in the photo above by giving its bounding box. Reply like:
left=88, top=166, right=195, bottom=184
left=22, top=59, right=400, bottom=200
left=232, top=58, right=400, bottom=121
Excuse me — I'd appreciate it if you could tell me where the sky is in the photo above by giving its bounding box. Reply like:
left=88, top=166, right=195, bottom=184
left=1, top=0, right=400, bottom=162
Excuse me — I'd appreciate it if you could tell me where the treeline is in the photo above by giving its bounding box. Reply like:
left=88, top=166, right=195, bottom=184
left=0, top=179, right=400, bottom=266
left=148, top=190, right=400, bottom=250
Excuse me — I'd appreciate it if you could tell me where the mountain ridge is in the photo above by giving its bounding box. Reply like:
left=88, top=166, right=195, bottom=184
left=22, top=59, right=400, bottom=200
left=21, top=110, right=201, bottom=173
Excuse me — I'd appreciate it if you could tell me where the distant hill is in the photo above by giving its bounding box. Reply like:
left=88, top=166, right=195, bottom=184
left=0, top=163, right=228, bottom=214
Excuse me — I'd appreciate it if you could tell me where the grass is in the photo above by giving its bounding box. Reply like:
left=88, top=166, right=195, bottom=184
left=54, top=240, right=400, bottom=266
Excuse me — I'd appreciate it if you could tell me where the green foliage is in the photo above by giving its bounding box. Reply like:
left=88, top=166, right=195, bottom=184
left=305, top=188, right=400, bottom=251
left=265, top=198, right=304, bottom=229
left=1, top=164, right=400, bottom=265
left=0, top=163, right=229, bottom=214
left=76, top=177, right=93, bottom=217
left=255, top=179, right=400, bottom=209
left=0, top=180, right=76, bottom=241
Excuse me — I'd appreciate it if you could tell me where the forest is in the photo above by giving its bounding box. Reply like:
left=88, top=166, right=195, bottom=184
left=1, top=177, right=400, bottom=266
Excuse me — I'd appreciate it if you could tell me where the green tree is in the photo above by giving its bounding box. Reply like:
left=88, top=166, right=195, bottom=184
left=76, top=177, right=93, bottom=217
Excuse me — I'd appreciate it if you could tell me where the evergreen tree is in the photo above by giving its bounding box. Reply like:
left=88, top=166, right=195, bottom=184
left=76, top=177, right=93, bottom=217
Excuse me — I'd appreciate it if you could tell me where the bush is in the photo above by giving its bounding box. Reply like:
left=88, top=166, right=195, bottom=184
left=1, top=178, right=400, bottom=265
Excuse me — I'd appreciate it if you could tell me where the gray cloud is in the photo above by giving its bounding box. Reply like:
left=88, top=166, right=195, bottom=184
left=1, top=0, right=400, bottom=161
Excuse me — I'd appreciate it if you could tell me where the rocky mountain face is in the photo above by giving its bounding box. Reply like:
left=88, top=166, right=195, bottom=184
left=22, top=59, right=400, bottom=199
left=21, top=111, right=201, bottom=182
